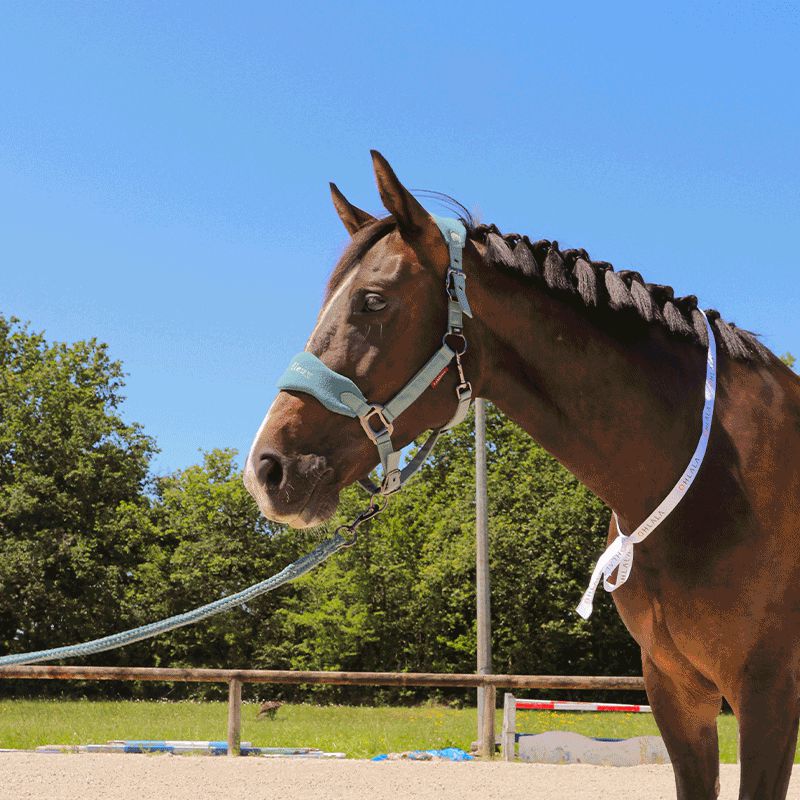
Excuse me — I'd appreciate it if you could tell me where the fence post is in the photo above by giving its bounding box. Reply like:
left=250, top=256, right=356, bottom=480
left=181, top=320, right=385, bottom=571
left=502, top=692, right=516, bottom=761
left=480, top=682, right=496, bottom=759
left=227, top=678, right=242, bottom=756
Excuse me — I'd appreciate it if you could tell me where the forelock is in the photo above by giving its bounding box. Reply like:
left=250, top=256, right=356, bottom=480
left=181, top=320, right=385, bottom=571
left=324, top=218, right=397, bottom=302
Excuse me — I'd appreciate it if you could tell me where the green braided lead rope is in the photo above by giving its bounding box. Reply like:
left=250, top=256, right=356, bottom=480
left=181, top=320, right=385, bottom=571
left=0, top=533, right=347, bottom=667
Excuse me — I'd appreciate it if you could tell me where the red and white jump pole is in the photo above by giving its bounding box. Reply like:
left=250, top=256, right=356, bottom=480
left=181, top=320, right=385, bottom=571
left=513, top=698, right=651, bottom=713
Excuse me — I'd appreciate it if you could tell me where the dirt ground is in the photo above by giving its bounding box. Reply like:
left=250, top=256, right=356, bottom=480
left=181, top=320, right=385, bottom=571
left=3, top=753, right=800, bottom=800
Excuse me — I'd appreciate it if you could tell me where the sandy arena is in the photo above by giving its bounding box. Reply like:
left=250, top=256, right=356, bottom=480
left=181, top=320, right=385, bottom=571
left=3, top=754, right=800, bottom=800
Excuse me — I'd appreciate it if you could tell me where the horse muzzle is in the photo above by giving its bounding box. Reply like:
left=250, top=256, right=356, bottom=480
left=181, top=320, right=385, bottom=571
left=243, top=447, right=337, bottom=528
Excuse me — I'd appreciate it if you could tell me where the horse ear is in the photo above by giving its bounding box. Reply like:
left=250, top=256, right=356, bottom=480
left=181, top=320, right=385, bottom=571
left=329, top=183, right=376, bottom=236
left=370, top=150, right=435, bottom=239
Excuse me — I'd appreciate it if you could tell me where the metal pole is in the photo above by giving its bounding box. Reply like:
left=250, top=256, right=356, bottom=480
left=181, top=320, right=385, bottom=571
left=475, top=398, right=493, bottom=756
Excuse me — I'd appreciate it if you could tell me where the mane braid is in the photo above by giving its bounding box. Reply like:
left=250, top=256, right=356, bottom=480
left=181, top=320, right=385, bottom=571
left=470, top=223, right=772, bottom=362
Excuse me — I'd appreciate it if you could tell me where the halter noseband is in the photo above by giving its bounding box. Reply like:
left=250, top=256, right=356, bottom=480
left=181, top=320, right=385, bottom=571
left=276, top=215, right=473, bottom=496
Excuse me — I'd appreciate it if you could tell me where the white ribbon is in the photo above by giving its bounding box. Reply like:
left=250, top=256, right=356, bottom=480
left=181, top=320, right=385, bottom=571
left=576, top=310, right=717, bottom=619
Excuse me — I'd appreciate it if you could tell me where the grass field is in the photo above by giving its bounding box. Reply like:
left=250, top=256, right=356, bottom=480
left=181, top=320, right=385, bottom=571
left=0, top=699, right=748, bottom=761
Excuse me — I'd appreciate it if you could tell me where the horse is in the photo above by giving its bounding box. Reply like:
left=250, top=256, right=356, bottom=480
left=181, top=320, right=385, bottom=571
left=243, top=151, right=800, bottom=800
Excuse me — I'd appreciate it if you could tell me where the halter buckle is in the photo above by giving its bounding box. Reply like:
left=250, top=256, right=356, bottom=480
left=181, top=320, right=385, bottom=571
left=446, top=269, right=461, bottom=302
left=360, top=405, right=394, bottom=443
left=446, top=268, right=473, bottom=318
left=456, top=381, right=472, bottom=400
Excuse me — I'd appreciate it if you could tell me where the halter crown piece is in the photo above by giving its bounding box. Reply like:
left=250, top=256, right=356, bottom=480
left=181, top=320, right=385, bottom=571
left=276, top=215, right=473, bottom=496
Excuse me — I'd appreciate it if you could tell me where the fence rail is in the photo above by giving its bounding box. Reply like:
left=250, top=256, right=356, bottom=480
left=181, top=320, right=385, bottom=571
left=0, top=666, right=646, bottom=758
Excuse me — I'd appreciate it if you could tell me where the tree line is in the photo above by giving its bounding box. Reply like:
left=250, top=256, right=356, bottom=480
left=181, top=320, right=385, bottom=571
left=0, top=315, right=795, bottom=701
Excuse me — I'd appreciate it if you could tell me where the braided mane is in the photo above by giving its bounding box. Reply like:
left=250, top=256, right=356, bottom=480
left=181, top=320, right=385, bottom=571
left=331, top=201, right=772, bottom=363
left=470, top=222, right=771, bottom=362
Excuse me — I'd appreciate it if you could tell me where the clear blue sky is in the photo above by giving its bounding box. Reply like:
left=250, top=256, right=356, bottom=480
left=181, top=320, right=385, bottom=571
left=2, top=2, right=797, bottom=473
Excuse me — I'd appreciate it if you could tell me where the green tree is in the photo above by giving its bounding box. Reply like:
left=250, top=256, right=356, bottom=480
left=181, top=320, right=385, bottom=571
left=0, top=312, right=643, bottom=700
left=0, top=316, right=156, bottom=658
left=781, top=352, right=796, bottom=370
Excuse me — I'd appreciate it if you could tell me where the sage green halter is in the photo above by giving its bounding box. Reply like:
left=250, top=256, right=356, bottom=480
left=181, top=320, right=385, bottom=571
left=276, top=215, right=473, bottom=496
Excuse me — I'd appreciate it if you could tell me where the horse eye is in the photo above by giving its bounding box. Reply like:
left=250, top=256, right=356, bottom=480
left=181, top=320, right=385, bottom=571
left=363, top=293, right=387, bottom=312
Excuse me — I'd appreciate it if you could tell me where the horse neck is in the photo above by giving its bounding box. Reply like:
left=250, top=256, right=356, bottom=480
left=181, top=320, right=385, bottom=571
left=468, top=269, right=710, bottom=526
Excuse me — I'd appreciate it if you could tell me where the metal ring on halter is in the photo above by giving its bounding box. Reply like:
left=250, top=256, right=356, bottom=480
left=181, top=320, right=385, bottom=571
left=443, top=332, right=468, bottom=355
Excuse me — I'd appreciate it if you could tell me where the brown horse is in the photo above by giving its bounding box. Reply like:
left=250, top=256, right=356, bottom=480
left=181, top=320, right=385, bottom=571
left=244, top=151, right=800, bottom=799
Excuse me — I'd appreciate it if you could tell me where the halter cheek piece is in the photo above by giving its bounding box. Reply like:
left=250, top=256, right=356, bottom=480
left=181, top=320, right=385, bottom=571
left=276, top=215, right=473, bottom=497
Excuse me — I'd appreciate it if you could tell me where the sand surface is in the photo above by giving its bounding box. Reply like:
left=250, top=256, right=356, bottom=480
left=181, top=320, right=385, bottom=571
left=3, top=753, right=800, bottom=800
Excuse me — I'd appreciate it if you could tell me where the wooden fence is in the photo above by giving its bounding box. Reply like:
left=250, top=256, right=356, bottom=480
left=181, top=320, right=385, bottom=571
left=0, top=665, right=645, bottom=759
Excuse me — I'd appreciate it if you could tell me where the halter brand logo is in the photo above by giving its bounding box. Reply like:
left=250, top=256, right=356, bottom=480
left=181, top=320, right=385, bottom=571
left=290, top=362, right=313, bottom=380
left=431, top=365, right=450, bottom=388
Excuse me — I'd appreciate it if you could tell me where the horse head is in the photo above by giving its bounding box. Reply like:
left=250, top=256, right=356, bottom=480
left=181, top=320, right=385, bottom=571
left=243, top=152, right=483, bottom=528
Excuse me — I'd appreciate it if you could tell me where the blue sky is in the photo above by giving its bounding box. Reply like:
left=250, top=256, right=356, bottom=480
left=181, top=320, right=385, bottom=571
left=2, top=2, right=797, bottom=473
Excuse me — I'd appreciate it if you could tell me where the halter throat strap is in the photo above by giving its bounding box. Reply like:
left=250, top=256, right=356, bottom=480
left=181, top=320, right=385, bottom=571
left=276, top=215, right=473, bottom=496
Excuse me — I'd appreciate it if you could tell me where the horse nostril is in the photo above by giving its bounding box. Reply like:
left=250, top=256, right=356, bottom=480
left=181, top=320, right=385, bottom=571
left=258, top=450, right=284, bottom=491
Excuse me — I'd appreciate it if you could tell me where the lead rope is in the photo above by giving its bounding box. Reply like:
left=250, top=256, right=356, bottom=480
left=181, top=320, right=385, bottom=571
left=0, top=500, right=385, bottom=667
